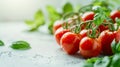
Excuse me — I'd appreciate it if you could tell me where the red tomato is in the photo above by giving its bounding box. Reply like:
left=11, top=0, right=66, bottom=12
left=60, top=32, right=81, bottom=54
left=53, top=20, right=64, bottom=34
left=80, top=29, right=88, bottom=38
left=54, top=27, right=69, bottom=45
left=79, top=37, right=101, bottom=58
left=98, top=30, right=116, bottom=55
left=53, top=19, right=74, bottom=34
left=98, top=25, right=108, bottom=32
left=82, top=12, right=94, bottom=22
left=115, top=29, right=120, bottom=42
left=81, top=12, right=94, bottom=30
left=80, top=29, right=99, bottom=38
left=110, top=10, right=120, bottom=23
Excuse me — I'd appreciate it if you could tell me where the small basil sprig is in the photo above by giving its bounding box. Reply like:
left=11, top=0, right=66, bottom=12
left=111, top=39, right=120, bottom=54
left=46, top=5, right=62, bottom=34
left=11, top=41, right=31, bottom=50
left=93, top=6, right=110, bottom=26
left=80, top=53, right=120, bottom=67
left=25, top=10, right=45, bottom=31
left=0, top=40, right=4, bottom=46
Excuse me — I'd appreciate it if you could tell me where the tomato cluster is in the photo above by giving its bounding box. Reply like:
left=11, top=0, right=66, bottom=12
left=53, top=10, right=120, bottom=58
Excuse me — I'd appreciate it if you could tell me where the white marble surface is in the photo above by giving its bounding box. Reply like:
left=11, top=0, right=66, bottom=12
left=0, top=22, right=84, bottom=67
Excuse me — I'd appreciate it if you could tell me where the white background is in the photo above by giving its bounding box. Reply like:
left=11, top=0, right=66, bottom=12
left=0, top=0, right=91, bottom=21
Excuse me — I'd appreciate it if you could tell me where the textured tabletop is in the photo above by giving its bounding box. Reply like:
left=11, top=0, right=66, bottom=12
left=0, top=22, right=83, bottom=67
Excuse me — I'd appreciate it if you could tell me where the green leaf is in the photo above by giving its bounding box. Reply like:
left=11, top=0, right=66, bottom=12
left=25, top=20, right=34, bottom=26
left=87, top=57, right=101, bottom=63
left=34, top=10, right=44, bottom=20
left=111, top=39, right=117, bottom=54
left=46, top=5, right=61, bottom=21
left=63, top=2, right=73, bottom=13
left=110, top=53, right=120, bottom=67
left=93, top=0, right=109, bottom=8
left=0, top=40, right=4, bottom=46
left=93, top=13, right=105, bottom=25
left=115, top=18, right=120, bottom=26
left=46, top=5, right=61, bottom=34
left=81, top=53, right=120, bottom=67
left=111, top=39, right=120, bottom=54
left=48, top=21, right=54, bottom=34
left=25, top=10, right=45, bottom=31
left=80, top=57, right=101, bottom=67
left=80, top=61, right=93, bottom=67
left=93, top=6, right=110, bottom=26
left=29, top=19, right=45, bottom=31
left=11, top=41, right=31, bottom=50
left=75, top=5, right=81, bottom=12
left=116, top=41, right=120, bottom=53
left=94, top=56, right=111, bottom=67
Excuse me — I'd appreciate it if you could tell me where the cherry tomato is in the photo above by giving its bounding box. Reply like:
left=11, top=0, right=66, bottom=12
left=98, top=30, right=116, bottom=55
left=79, top=37, right=101, bottom=58
left=82, top=12, right=94, bottom=22
left=110, top=10, right=120, bottom=23
left=54, top=27, right=69, bottom=45
left=53, top=20, right=64, bottom=34
left=80, top=29, right=99, bottom=39
left=53, top=19, right=74, bottom=34
left=98, top=25, right=108, bottom=32
left=60, top=32, right=81, bottom=54
left=81, top=12, right=95, bottom=30
left=80, top=29, right=88, bottom=38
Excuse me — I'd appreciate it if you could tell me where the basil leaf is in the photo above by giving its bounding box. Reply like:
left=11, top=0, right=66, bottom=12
left=81, top=53, right=120, bottom=67
left=93, top=6, right=109, bottom=26
left=0, top=40, right=4, bottom=46
left=29, top=18, right=45, bottom=31
left=94, top=56, right=111, bottom=67
left=111, top=53, right=120, bottom=67
left=93, top=0, right=109, bottom=8
left=75, top=5, right=81, bottom=12
left=111, top=39, right=117, bottom=54
left=46, top=6, right=61, bottom=20
left=25, top=20, right=34, bottom=26
left=115, top=18, right=120, bottom=26
left=11, top=41, right=31, bottom=50
left=111, top=39, right=120, bottom=54
left=34, top=10, right=44, bottom=20
left=25, top=10, right=45, bottom=31
left=94, top=13, right=105, bottom=25
left=116, top=41, right=120, bottom=53
left=63, top=2, right=73, bottom=13
left=48, top=21, right=54, bottom=34
left=87, top=57, right=101, bottom=63
left=80, top=57, right=101, bottom=67
left=46, top=5, right=61, bottom=34
left=80, top=61, right=93, bottom=67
